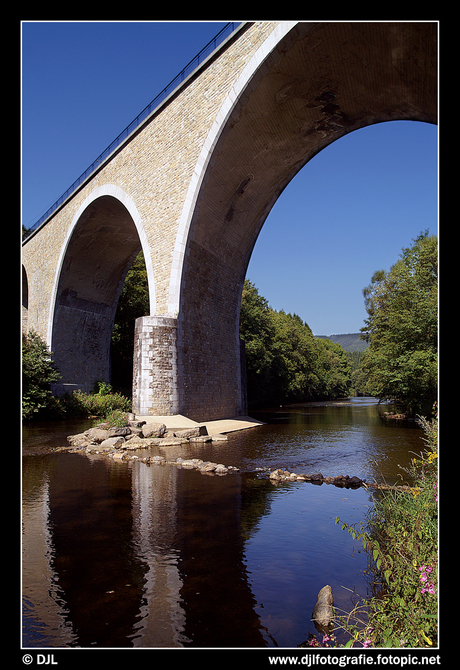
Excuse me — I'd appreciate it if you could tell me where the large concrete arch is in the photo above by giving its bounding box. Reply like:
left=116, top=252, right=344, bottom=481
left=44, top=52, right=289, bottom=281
left=49, top=185, right=154, bottom=394
left=169, top=21, right=437, bottom=420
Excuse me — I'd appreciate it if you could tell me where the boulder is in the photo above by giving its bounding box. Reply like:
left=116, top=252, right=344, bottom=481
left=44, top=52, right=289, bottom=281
left=201, top=462, right=218, bottom=472
left=124, top=441, right=143, bottom=451
left=174, top=426, right=208, bottom=440
left=67, top=432, right=90, bottom=447
left=310, top=472, right=323, bottom=481
left=106, top=426, right=131, bottom=438
left=180, top=459, right=197, bottom=468
left=85, top=427, right=109, bottom=443
left=312, top=585, right=334, bottom=632
left=331, top=475, right=348, bottom=487
left=120, top=436, right=144, bottom=448
left=189, top=435, right=213, bottom=443
left=128, top=419, right=146, bottom=428
left=125, top=427, right=143, bottom=438
left=112, top=451, right=128, bottom=461
left=141, top=422, right=167, bottom=438
left=99, top=436, right=125, bottom=450
left=161, top=437, right=186, bottom=446
left=144, top=437, right=165, bottom=446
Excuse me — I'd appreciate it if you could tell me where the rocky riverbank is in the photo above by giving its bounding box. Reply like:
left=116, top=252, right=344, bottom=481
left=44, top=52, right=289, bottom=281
left=67, top=418, right=228, bottom=451
left=66, top=419, right=239, bottom=475
left=268, top=469, right=364, bottom=487
left=267, top=468, right=411, bottom=491
left=65, top=420, right=412, bottom=489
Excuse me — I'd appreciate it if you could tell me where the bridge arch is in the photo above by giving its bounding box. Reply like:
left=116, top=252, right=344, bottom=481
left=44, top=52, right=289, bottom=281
left=49, top=184, right=154, bottom=394
left=170, top=21, right=437, bottom=419
left=23, top=22, right=436, bottom=420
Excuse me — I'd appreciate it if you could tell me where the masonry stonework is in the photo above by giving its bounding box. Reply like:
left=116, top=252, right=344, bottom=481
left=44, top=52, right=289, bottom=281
left=22, top=22, right=437, bottom=421
left=133, top=316, right=178, bottom=416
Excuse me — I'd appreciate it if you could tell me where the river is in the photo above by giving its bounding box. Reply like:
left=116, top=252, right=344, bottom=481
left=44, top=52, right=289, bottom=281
left=22, top=398, right=426, bottom=649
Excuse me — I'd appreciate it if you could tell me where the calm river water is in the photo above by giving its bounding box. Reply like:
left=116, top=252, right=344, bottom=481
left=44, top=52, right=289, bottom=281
left=22, top=398, right=426, bottom=649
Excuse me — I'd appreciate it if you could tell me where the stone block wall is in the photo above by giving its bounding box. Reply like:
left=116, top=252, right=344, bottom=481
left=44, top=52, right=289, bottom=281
left=21, top=22, right=279, bottom=420
left=133, top=316, right=179, bottom=416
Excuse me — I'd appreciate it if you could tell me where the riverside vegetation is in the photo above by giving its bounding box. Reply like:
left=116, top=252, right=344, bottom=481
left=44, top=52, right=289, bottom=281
left=303, top=408, right=438, bottom=649
left=21, top=335, right=131, bottom=422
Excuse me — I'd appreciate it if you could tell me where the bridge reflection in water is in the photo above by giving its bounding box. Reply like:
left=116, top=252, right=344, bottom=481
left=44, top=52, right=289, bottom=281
left=23, top=452, right=268, bottom=647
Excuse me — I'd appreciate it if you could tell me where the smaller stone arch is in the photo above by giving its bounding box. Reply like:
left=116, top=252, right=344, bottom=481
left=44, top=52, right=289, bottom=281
left=48, top=184, right=155, bottom=395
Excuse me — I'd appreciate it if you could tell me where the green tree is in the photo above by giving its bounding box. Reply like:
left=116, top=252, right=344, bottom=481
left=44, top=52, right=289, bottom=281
left=315, top=338, right=352, bottom=399
left=269, top=309, right=319, bottom=402
left=22, top=330, right=61, bottom=420
left=360, top=232, right=437, bottom=414
left=111, top=251, right=150, bottom=391
left=239, top=280, right=352, bottom=406
left=239, top=279, right=276, bottom=405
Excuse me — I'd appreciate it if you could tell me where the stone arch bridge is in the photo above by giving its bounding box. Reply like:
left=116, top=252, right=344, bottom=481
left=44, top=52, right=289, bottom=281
left=22, top=21, right=437, bottom=421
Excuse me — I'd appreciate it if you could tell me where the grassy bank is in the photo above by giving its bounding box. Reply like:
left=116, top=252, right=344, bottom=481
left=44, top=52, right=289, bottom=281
left=22, top=331, right=132, bottom=422
left=57, top=384, right=132, bottom=420
left=24, top=379, right=132, bottom=422
left=309, top=408, right=438, bottom=649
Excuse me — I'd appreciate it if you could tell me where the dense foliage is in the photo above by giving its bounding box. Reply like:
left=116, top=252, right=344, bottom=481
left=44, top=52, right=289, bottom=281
left=21, top=331, right=131, bottom=421
left=67, top=385, right=132, bottom=419
left=347, top=350, right=369, bottom=397
left=360, top=232, right=438, bottom=415
left=111, top=251, right=149, bottom=391
left=334, top=410, right=438, bottom=648
left=22, top=330, right=61, bottom=420
left=240, top=280, right=351, bottom=406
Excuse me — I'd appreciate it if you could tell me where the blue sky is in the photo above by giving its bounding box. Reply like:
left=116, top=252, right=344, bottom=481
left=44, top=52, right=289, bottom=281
left=21, top=21, right=438, bottom=336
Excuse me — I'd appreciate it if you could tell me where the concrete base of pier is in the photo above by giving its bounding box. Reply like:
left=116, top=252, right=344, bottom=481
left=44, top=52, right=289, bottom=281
left=134, top=414, right=265, bottom=435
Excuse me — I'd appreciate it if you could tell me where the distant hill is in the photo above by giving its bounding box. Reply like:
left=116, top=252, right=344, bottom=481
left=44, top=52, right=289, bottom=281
left=316, top=333, right=368, bottom=353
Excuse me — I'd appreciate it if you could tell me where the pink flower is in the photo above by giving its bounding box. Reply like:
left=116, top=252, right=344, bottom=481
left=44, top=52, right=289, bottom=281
left=419, top=564, right=436, bottom=596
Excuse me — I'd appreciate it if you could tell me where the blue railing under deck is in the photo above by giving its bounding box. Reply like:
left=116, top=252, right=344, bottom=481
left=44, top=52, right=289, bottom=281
left=24, top=22, right=243, bottom=240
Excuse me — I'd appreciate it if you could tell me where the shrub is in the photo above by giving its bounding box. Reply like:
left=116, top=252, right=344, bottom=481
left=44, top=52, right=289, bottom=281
left=92, top=380, right=114, bottom=396
left=22, top=331, right=132, bottom=421
left=104, top=409, right=130, bottom=427
left=70, top=389, right=131, bottom=418
left=22, top=331, right=61, bottom=420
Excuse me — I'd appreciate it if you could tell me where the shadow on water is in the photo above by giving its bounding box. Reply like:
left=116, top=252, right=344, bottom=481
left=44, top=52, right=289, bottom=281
left=22, top=398, right=427, bottom=648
